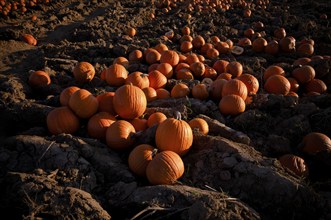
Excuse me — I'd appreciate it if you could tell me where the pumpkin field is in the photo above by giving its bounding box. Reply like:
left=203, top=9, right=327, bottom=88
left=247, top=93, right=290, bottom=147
left=0, top=0, right=330, bottom=219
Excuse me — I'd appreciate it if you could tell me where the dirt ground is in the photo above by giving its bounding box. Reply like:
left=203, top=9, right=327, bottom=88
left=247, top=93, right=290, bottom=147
left=0, top=0, right=331, bottom=219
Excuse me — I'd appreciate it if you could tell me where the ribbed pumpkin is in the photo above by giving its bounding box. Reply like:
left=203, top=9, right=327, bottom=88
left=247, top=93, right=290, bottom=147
left=171, top=83, right=190, bottom=98
left=73, top=61, right=95, bottom=83
left=292, top=65, right=315, bottom=84
left=160, top=50, right=179, bottom=66
left=87, top=112, right=116, bottom=139
left=47, top=106, right=80, bottom=135
left=213, top=60, right=229, bottom=74
left=155, top=115, right=193, bottom=156
left=156, top=63, right=173, bottom=79
left=175, top=63, right=190, bottom=74
left=176, top=69, right=194, bottom=80
left=190, top=61, right=205, bottom=78
left=210, top=79, right=228, bottom=100
left=142, top=87, right=158, bottom=102
left=189, top=118, right=209, bottom=135
left=264, top=75, right=290, bottom=95
left=301, top=132, right=331, bottom=154
left=219, top=95, right=246, bottom=115
left=148, top=70, right=167, bottom=89
left=278, top=154, right=309, bottom=177
left=113, top=57, right=129, bottom=69
left=263, top=65, right=285, bottom=81
left=145, top=48, right=161, bottom=65
left=222, top=79, right=248, bottom=100
left=60, top=86, right=80, bottom=106
left=96, top=92, right=116, bottom=115
left=146, top=150, right=184, bottom=185
left=192, top=83, right=209, bottom=100
left=28, top=70, right=51, bottom=89
left=226, top=61, right=243, bottom=78
left=105, top=64, right=128, bottom=86
left=185, top=53, right=199, bottom=65
left=106, top=120, right=136, bottom=150
left=147, top=112, right=167, bottom=127
left=68, top=89, right=99, bottom=119
left=125, top=72, right=150, bottom=89
left=237, top=74, right=259, bottom=95
left=305, top=79, right=327, bottom=94
left=128, top=144, right=156, bottom=177
left=156, top=88, right=171, bottom=99
left=113, top=84, right=147, bottom=120
left=129, top=118, right=148, bottom=131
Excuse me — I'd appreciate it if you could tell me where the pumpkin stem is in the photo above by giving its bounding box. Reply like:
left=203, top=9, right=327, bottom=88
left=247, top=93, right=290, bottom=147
left=174, top=111, right=181, bottom=120
left=151, top=148, right=158, bottom=158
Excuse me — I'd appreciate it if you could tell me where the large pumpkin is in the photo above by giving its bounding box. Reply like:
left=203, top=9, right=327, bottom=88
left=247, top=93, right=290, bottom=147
left=106, top=120, right=136, bottom=150
left=219, top=94, right=246, bottom=115
left=73, top=61, right=95, bottom=83
left=128, top=144, right=156, bottom=177
left=146, top=151, right=184, bottom=185
left=155, top=115, right=193, bottom=156
left=47, top=106, right=80, bottom=135
left=125, top=72, right=150, bottom=89
left=105, top=64, right=128, bottom=86
left=113, top=84, right=147, bottom=120
left=68, top=89, right=99, bottom=119
left=221, top=79, right=248, bottom=100
left=237, top=74, right=259, bottom=95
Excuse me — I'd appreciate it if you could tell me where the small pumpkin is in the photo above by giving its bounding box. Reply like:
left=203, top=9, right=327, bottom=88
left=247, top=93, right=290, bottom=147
left=129, top=118, right=148, bottom=132
left=305, top=79, right=327, bottom=94
left=106, top=120, right=136, bottom=150
left=190, top=61, right=205, bottom=78
left=219, top=94, right=246, bottom=115
left=176, top=68, right=194, bottom=80
left=237, top=74, right=259, bottom=95
left=128, top=144, right=156, bottom=177
left=154, top=43, right=168, bottom=53
left=297, top=43, right=314, bottom=56
left=147, top=112, right=167, bottom=127
left=280, top=36, right=296, bottom=53
left=213, top=60, right=229, bottom=74
left=265, top=40, right=279, bottom=55
left=73, top=61, right=95, bottom=83
left=206, top=48, right=219, bottom=59
left=192, top=83, right=209, bottom=100
left=222, top=79, right=248, bottom=100
left=203, top=66, right=218, bottom=80
left=171, top=83, right=190, bottom=98
left=287, top=77, right=300, bottom=93
left=145, top=48, right=161, bottom=65
left=60, top=86, right=80, bottom=106
left=22, top=34, right=37, bottom=46
left=68, top=89, right=99, bottom=119
left=146, top=150, right=184, bottom=185
left=87, top=112, right=116, bottom=139
left=125, top=72, right=150, bottom=89
left=160, top=50, right=179, bottom=66
left=278, top=154, right=309, bottom=177
left=274, top=27, right=286, bottom=39
left=126, top=27, right=136, bottom=37
left=128, top=49, right=143, bottom=62
left=185, top=53, right=200, bottom=65
left=200, top=43, right=214, bottom=55
left=264, top=75, right=290, bottom=95
left=180, top=41, right=193, bottom=53
left=148, top=70, right=167, bottom=89
left=156, top=63, right=173, bottom=79
left=209, top=79, right=228, bottom=100
left=252, top=37, right=267, bottom=53
left=105, top=64, right=128, bottom=87
left=113, top=57, right=129, bottom=69
left=292, top=65, right=315, bottom=84
left=244, top=28, right=254, bottom=38
left=226, top=61, right=243, bottom=78
left=113, top=84, right=147, bottom=120
left=263, top=65, right=285, bottom=81
left=155, top=113, right=193, bottom=156
left=96, top=92, right=116, bottom=115
left=142, top=87, right=158, bottom=102
left=189, top=118, right=209, bottom=135
left=301, top=132, right=331, bottom=154
left=192, top=35, right=205, bottom=49
left=47, top=106, right=80, bottom=135
left=28, top=70, right=51, bottom=89
left=156, top=88, right=171, bottom=99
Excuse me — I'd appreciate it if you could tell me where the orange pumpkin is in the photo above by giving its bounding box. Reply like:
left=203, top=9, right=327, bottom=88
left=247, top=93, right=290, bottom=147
left=293, top=57, right=311, bottom=66
left=171, top=83, right=190, bottom=98
left=87, top=112, right=116, bottom=139
left=200, top=43, right=214, bottom=55
left=219, top=94, right=246, bottom=115
left=156, top=63, right=173, bottom=79
left=128, top=49, right=143, bottom=62
left=287, top=77, right=300, bottom=93
left=125, top=72, right=150, bottom=89
left=280, top=36, right=296, bottom=53
left=180, top=35, right=193, bottom=43
left=301, top=132, right=331, bottom=154
left=210, top=79, right=228, bottom=100
left=305, top=79, right=327, bottom=94
left=96, top=92, right=116, bottom=115
left=215, top=41, right=230, bottom=54
left=160, top=50, right=179, bottom=66
left=73, top=61, right=95, bottom=83
left=106, top=120, right=136, bottom=150
left=252, top=37, right=267, bottom=52
left=126, top=27, right=136, bottom=37
left=263, top=65, right=285, bottom=81
left=128, top=144, right=156, bottom=177
left=192, top=35, right=205, bottom=49
left=206, top=48, right=219, bottom=59
left=28, top=70, right=51, bottom=89
left=237, top=74, right=259, bottom=95
left=185, top=53, right=200, bottom=65
left=192, top=83, right=209, bottom=100
left=265, top=40, right=279, bottom=55
left=113, top=57, right=129, bottom=69
left=105, top=64, right=128, bottom=86
left=47, top=106, right=80, bottom=135
left=181, top=26, right=190, bottom=35
left=226, top=61, right=243, bottom=78
left=222, top=79, right=248, bottom=100
left=190, top=61, right=205, bottom=78
left=146, top=150, right=184, bottom=185
left=297, top=43, right=314, bottom=56
left=155, top=115, right=193, bottom=156
left=274, top=27, right=286, bottom=39
left=145, top=48, right=161, bottom=65
left=278, top=154, right=308, bottom=177
left=60, top=86, right=80, bottom=106
left=142, top=87, right=158, bottom=102
left=203, top=66, right=218, bottom=80
left=68, top=89, right=99, bottom=119
left=176, top=68, right=194, bottom=80
left=147, top=112, right=167, bottom=127
left=154, top=43, right=168, bottom=53
left=156, top=88, right=171, bottom=99
left=148, top=70, right=167, bottom=89
left=113, top=84, right=147, bottom=120
left=264, top=75, right=291, bottom=95
left=292, top=65, right=315, bottom=84
left=180, top=41, right=193, bottom=53
left=217, top=73, right=232, bottom=80
left=213, top=60, right=229, bottom=74
left=189, top=118, right=209, bottom=135
left=22, top=34, right=37, bottom=46
left=129, top=118, right=148, bottom=132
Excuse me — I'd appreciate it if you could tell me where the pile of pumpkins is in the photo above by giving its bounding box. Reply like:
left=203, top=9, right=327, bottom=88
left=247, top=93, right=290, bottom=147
left=28, top=25, right=330, bottom=184
left=0, top=0, right=51, bottom=17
